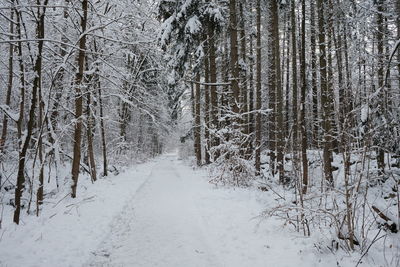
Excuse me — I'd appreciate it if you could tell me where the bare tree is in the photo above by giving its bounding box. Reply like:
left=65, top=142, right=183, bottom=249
left=317, top=0, right=334, bottom=186
left=71, top=0, right=89, bottom=198
left=14, top=0, right=49, bottom=224
left=0, top=4, right=14, bottom=153
left=255, top=0, right=262, bottom=176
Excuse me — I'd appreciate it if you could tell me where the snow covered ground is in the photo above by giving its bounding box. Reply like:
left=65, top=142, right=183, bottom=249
left=0, top=152, right=398, bottom=266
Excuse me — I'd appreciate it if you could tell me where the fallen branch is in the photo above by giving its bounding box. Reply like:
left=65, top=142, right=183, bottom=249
left=372, top=205, right=398, bottom=233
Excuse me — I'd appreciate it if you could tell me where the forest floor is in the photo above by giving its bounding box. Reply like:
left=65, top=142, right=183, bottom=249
left=0, top=152, right=397, bottom=266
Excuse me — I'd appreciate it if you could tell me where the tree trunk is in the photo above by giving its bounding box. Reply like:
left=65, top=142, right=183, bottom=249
left=229, top=0, right=240, bottom=116
left=291, top=0, right=298, bottom=149
left=267, top=0, right=277, bottom=175
left=397, top=0, right=400, bottom=87
left=248, top=3, right=255, bottom=154
left=326, top=5, right=339, bottom=153
left=0, top=6, right=14, bottom=153
left=14, top=0, right=48, bottom=224
left=208, top=20, right=219, bottom=160
left=310, top=0, right=319, bottom=148
left=376, top=0, right=385, bottom=175
left=86, top=85, right=97, bottom=182
left=93, top=40, right=108, bottom=177
left=269, top=0, right=284, bottom=182
left=15, top=6, right=25, bottom=149
left=317, top=0, right=334, bottom=186
left=285, top=21, right=290, bottom=140
left=300, top=0, right=308, bottom=194
left=239, top=2, right=249, bottom=158
left=255, top=0, right=262, bottom=176
left=204, top=34, right=211, bottom=164
left=97, top=78, right=108, bottom=177
left=49, top=0, right=69, bottom=145
left=71, top=0, right=88, bottom=198
left=194, top=73, right=202, bottom=166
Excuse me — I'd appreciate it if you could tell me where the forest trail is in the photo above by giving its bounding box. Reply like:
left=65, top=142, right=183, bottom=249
left=88, top=153, right=221, bottom=266
left=0, top=152, right=349, bottom=267
left=86, top=152, right=306, bottom=267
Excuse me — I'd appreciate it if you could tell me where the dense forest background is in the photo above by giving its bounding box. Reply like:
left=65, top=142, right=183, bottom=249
left=0, top=0, right=399, bottom=263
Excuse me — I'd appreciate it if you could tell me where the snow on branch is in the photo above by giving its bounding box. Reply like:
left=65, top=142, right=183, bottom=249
left=0, top=105, right=19, bottom=122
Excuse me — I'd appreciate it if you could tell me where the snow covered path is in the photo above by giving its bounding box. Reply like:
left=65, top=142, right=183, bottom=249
left=87, top=153, right=310, bottom=267
left=1, top=152, right=361, bottom=267
left=88, top=153, right=221, bottom=266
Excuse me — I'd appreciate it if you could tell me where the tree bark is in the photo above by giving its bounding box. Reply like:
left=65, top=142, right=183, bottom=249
left=194, top=73, right=202, bottom=166
left=71, top=0, right=88, bottom=198
left=86, top=84, right=97, bottom=182
left=93, top=40, right=108, bottom=177
left=269, top=0, right=284, bottom=182
left=229, top=0, right=240, bottom=116
left=255, top=0, right=262, bottom=176
left=239, top=2, right=249, bottom=158
left=397, top=0, right=400, bottom=87
left=248, top=3, right=255, bottom=154
left=0, top=6, right=14, bottom=153
left=376, top=0, right=385, bottom=175
left=15, top=5, right=25, bottom=149
left=310, top=0, right=319, bottom=148
left=291, top=0, right=298, bottom=149
left=267, top=0, right=277, bottom=175
left=14, top=0, right=48, bottom=223
left=300, top=0, right=308, bottom=194
left=317, top=0, right=334, bottom=186
left=204, top=34, right=211, bottom=164
left=208, top=20, right=219, bottom=160
left=49, top=0, right=69, bottom=145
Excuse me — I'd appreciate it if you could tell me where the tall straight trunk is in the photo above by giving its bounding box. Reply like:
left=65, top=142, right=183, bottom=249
left=317, top=0, right=334, bottom=186
left=326, top=5, right=339, bottom=153
left=191, top=81, right=195, bottom=127
left=342, top=24, right=353, bottom=117
left=267, top=1, right=276, bottom=174
left=204, top=35, right=211, bottom=164
left=229, top=0, right=240, bottom=116
left=84, top=55, right=97, bottom=183
left=285, top=24, right=290, bottom=140
left=300, top=0, right=308, bottom=194
left=331, top=5, right=345, bottom=133
left=36, top=73, right=45, bottom=216
left=255, top=0, right=262, bottom=175
left=194, top=73, right=202, bottom=166
left=71, top=0, right=88, bottom=198
left=275, top=2, right=284, bottom=183
left=376, top=0, right=385, bottom=175
left=14, top=0, right=48, bottom=224
left=15, top=6, right=25, bottom=148
left=208, top=20, right=219, bottom=160
left=86, top=87, right=97, bottom=182
left=14, top=5, right=25, bottom=223
left=239, top=2, right=249, bottom=158
left=93, top=40, right=108, bottom=176
left=0, top=6, right=14, bottom=153
left=221, top=35, right=230, bottom=142
left=36, top=27, right=45, bottom=216
left=270, top=0, right=284, bottom=182
left=36, top=0, right=46, bottom=216
left=97, top=74, right=108, bottom=176
left=310, top=0, right=319, bottom=148
left=291, top=0, right=298, bottom=148
left=248, top=7, right=255, bottom=153
left=397, top=0, right=400, bottom=86
left=49, top=0, right=69, bottom=142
